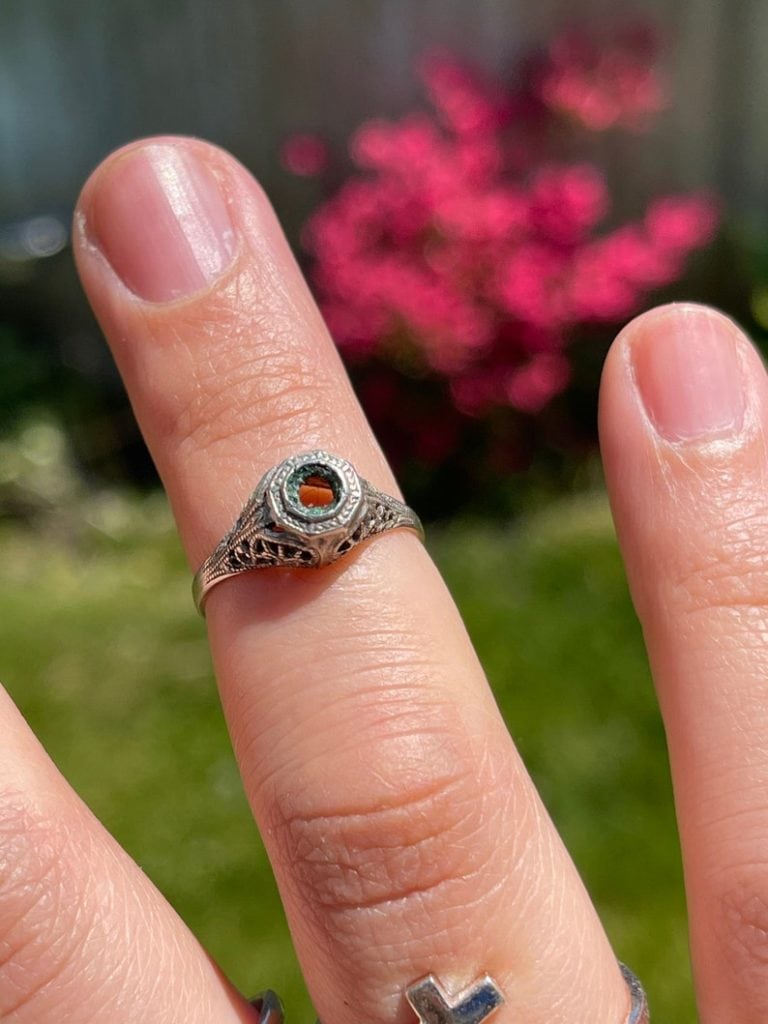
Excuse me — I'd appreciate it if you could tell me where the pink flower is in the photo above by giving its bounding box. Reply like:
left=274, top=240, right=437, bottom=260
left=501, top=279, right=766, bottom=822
left=569, top=243, right=643, bottom=321
left=594, top=226, right=676, bottom=288
left=528, top=164, right=609, bottom=243
left=280, top=133, right=329, bottom=176
left=434, top=187, right=527, bottom=242
left=539, top=26, right=666, bottom=132
left=505, top=352, right=572, bottom=413
left=351, top=115, right=448, bottom=185
left=646, top=194, right=719, bottom=251
left=292, top=35, right=719, bottom=440
left=420, top=50, right=509, bottom=135
left=494, top=245, right=573, bottom=329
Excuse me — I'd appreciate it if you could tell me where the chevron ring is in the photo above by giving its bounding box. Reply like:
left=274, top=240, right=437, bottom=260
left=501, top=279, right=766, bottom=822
left=249, top=962, right=648, bottom=1024
left=192, top=450, right=424, bottom=614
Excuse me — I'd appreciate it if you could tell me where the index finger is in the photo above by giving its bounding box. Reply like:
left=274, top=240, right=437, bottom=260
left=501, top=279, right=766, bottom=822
left=74, top=136, right=629, bottom=1024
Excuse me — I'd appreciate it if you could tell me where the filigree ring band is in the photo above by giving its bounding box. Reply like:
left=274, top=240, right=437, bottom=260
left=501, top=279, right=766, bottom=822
left=193, top=450, right=424, bottom=615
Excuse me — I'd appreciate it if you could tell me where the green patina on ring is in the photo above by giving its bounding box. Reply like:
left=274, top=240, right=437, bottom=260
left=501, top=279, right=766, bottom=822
left=285, top=461, right=343, bottom=518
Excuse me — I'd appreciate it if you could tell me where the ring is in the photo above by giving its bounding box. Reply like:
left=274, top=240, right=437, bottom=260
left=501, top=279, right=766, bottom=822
left=250, top=961, right=649, bottom=1023
left=192, top=450, right=424, bottom=614
left=619, top=962, right=650, bottom=1023
left=405, top=968, right=649, bottom=1024
left=250, top=991, right=284, bottom=1024
left=405, top=974, right=504, bottom=1024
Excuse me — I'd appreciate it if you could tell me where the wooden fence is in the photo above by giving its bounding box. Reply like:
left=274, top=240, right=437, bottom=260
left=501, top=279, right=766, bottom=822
left=1, top=0, right=766, bottom=227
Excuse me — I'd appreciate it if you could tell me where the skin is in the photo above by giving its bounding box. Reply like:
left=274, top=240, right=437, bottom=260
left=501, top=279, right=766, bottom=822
left=0, top=134, right=764, bottom=1023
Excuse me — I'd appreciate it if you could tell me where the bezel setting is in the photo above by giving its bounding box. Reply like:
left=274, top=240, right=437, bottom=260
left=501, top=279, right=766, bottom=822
left=266, top=450, right=364, bottom=537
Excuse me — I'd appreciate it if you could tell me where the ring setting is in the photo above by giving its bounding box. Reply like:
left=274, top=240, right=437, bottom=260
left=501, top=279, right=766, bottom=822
left=193, top=450, right=424, bottom=614
left=268, top=451, right=364, bottom=538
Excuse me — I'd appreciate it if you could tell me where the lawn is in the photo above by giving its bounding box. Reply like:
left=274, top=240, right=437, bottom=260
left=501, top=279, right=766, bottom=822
left=0, top=490, right=694, bottom=1022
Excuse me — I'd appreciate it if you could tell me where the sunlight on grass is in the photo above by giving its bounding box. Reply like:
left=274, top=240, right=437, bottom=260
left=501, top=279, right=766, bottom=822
left=0, top=491, right=694, bottom=1022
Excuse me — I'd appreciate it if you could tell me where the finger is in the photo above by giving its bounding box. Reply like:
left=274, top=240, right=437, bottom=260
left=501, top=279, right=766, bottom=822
left=600, top=302, right=768, bottom=1023
left=74, top=136, right=630, bottom=1024
left=0, top=684, right=256, bottom=1023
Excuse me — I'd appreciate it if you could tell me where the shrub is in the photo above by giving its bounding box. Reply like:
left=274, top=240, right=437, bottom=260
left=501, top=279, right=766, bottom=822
left=285, top=27, right=718, bottom=510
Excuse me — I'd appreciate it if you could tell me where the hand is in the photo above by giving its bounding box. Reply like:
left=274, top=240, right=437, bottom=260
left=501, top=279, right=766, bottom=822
left=0, top=135, right=762, bottom=1024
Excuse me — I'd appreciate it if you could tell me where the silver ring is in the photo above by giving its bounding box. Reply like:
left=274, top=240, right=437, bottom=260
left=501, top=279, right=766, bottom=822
left=405, top=967, right=649, bottom=1024
left=193, top=450, right=424, bottom=615
left=405, top=974, right=504, bottom=1024
left=250, top=990, right=284, bottom=1024
left=249, top=962, right=649, bottom=1023
left=619, top=962, right=650, bottom=1023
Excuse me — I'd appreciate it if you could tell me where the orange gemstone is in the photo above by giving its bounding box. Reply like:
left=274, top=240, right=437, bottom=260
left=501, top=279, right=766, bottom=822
left=299, top=475, right=335, bottom=508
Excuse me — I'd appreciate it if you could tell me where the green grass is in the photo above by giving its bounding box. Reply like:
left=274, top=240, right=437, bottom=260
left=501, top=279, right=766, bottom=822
left=0, top=492, right=695, bottom=1022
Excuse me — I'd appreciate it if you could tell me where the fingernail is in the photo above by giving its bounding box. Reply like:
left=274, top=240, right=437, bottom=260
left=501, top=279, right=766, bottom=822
left=631, top=306, right=747, bottom=442
left=86, top=143, right=236, bottom=302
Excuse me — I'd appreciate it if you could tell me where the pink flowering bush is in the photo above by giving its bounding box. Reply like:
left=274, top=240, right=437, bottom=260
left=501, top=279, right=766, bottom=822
left=284, top=27, right=718, bottom=497
left=539, top=24, right=666, bottom=131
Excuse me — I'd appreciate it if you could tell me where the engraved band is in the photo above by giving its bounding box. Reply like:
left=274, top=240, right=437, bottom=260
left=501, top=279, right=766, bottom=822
left=193, top=450, right=424, bottom=615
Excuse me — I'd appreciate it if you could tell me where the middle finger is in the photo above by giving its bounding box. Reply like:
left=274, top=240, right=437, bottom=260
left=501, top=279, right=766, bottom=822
left=601, top=304, right=768, bottom=1022
left=74, top=136, right=629, bottom=1024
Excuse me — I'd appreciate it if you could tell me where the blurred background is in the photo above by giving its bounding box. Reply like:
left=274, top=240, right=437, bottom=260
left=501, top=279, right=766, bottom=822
left=2, top=1, right=767, bottom=1020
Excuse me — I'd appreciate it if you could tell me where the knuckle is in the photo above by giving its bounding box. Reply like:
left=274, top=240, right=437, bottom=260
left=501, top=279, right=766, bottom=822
left=0, top=795, right=92, bottom=1015
left=165, top=283, right=335, bottom=460
left=269, top=729, right=498, bottom=939
left=713, top=862, right=768, bottom=989
left=669, top=505, right=768, bottom=616
left=0, top=796, right=71, bottom=917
